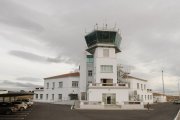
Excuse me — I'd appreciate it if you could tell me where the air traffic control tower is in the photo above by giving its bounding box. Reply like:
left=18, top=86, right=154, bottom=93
left=85, top=29, right=122, bottom=54
left=84, top=28, right=122, bottom=86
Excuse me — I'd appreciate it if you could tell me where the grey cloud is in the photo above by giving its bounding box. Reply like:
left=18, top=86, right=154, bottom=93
left=9, top=50, right=74, bottom=64
left=0, top=0, right=44, bottom=32
left=16, top=77, right=42, bottom=82
left=0, top=0, right=180, bottom=94
left=0, top=80, right=41, bottom=88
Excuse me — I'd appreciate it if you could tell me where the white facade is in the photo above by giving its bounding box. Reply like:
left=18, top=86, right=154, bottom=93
left=153, top=95, right=167, bottom=103
left=33, top=28, right=153, bottom=109
left=34, top=74, right=80, bottom=103
left=126, top=77, right=153, bottom=104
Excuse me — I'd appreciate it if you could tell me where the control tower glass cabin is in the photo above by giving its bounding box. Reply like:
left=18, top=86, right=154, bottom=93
left=85, top=30, right=122, bottom=54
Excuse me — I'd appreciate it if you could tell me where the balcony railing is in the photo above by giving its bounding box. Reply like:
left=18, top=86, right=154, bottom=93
left=88, top=83, right=129, bottom=88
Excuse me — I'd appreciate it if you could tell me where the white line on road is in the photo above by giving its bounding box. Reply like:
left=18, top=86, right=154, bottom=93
left=0, top=115, right=27, bottom=117
left=0, top=118, right=24, bottom=120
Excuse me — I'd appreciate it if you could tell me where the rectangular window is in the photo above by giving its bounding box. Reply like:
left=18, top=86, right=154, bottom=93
left=103, top=49, right=109, bottom=57
left=40, top=94, right=43, bottom=99
left=58, top=94, right=62, bottom=100
left=59, top=82, right=63, bottom=88
left=145, top=95, right=146, bottom=100
left=100, top=65, right=113, bottom=73
left=46, top=94, right=48, bottom=100
left=88, top=70, right=92, bottom=76
left=137, top=83, right=139, bottom=89
left=36, top=94, right=38, bottom=99
left=141, top=95, right=143, bottom=100
left=141, top=84, right=143, bottom=90
left=144, top=84, right=146, bottom=90
left=148, top=95, right=149, bottom=100
left=47, top=83, right=49, bottom=89
left=52, top=94, right=54, bottom=100
left=52, top=82, right=55, bottom=89
left=86, top=55, right=93, bottom=63
left=72, top=81, right=78, bottom=88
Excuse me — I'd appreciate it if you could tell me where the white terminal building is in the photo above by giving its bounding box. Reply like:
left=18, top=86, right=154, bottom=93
left=34, top=28, right=153, bottom=109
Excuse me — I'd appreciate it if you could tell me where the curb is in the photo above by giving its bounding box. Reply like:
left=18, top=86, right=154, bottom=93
left=174, top=109, right=180, bottom=120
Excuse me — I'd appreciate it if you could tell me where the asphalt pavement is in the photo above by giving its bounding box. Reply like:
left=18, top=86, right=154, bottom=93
left=26, top=102, right=180, bottom=120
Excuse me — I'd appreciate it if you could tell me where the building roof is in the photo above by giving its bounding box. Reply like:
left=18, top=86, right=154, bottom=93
left=123, top=75, right=148, bottom=82
left=44, top=72, right=80, bottom=80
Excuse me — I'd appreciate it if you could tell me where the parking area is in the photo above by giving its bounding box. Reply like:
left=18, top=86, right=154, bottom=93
left=0, top=107, right=33, bottom=120
left=25, top=102, right=180, bottom=120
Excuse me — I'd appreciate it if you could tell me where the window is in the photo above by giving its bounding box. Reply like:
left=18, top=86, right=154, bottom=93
left=87, top=55, right=93, bottom=63
left=144, top=84, right=146, bottom=90
left=58, top=94, right=62, bottom=100
left=47, top=83, right=49, bottom=89
left=103, top=49, right=109, bottom=57
left=72, top=81, right=78, bottom=88
left=100, top=65, right=113, bottom=73
left=141, top=95, right=143, bottom=100
left=46, top=94, right=48, bottom=100
left=40, top=94, right=43, bottom=99
left=141, top=84, right=143, bottom=90
left=52, top=94, right=54, bottom=100
left=52, top=82, right=55, bottom=89
left=148, top=95, right=149, bottom=100
left=137, top=83, right=139, bottom=89
left=88, top=70, right=92, bottom=76
left=59, top=82, right=63, bottom=88
left=36, top=94, right=38, bottom=99
left=145, top=95, right=146, bottom=100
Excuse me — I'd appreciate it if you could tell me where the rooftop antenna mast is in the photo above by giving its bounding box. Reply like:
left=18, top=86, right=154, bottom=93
left=95, top=23, right=98, bottom=30
left=114, top=23, right=117, bottom=30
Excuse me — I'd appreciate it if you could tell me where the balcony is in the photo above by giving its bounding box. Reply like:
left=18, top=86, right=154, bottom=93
left=88, top=83, right=129, bottom=89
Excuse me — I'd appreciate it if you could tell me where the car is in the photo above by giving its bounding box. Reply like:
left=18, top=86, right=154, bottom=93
left=12, top=101, right=28, bottom=111
left=0, top=102, right=17, bottom=114
left=173, top=99, right=180, bottom=104
left=16, top=99, right=33, bottom=107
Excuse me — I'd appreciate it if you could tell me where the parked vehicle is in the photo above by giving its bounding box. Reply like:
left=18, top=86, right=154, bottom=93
left=16, top=99, right=33, bottom=107
left=12, top=101, right=28, bottom=111
left=0, top=102, right=17, bottom=114
left=173, top=99, right=180, bottom=104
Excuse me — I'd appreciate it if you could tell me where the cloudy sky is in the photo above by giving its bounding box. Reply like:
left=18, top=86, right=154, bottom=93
left=0, top=0, right=179, bottom=95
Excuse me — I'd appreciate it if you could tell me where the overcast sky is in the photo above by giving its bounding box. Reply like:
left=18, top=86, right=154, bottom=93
left=0, top=0, right=179, bottom=95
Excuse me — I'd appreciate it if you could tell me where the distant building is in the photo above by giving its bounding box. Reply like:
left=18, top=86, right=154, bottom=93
left=34, top=28, right=153, bottom=109
left=153, top=93, right=167, bottom=103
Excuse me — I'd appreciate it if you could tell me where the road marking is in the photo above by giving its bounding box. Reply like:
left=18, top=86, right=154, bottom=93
left=0, top=118, right=24, bottom=120
left=0, top=115, right=27, bottom=117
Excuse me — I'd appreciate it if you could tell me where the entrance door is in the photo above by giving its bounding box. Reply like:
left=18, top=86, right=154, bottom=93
left=107, top=96, right=111, bottom=104
left=102, top=93, right=116, bottom=104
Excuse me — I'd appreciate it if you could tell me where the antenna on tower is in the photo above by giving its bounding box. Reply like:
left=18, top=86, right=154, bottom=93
left=85, top=28, right=87, bottom=33
left=114, top=23, right=117, bottom=30
left=96, top=23, right=98, bottom=30
left=94, top=23, right=98, bottom=30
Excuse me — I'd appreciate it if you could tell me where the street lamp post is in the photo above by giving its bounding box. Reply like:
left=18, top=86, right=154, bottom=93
left=162, top=70, right=165, bottom=96
left=178, top=79, right=180, bottom=99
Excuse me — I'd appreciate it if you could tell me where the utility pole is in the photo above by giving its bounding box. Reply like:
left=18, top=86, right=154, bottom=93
left=162, top=70, right=165, bottom=96
left=178, top=79, right=180, bottom=99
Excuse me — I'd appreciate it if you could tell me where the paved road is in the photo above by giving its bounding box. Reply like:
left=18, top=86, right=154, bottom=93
left=26, top=102, right=180, bottom=120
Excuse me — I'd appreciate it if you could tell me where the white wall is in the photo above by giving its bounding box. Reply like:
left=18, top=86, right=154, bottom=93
left=34, top=76, right=80, bottom=102
left=128, top=78, right=153, bottom=104
left=88, top=88, right=129, bottom=105
left=94, top=47, right=117, bottom=83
